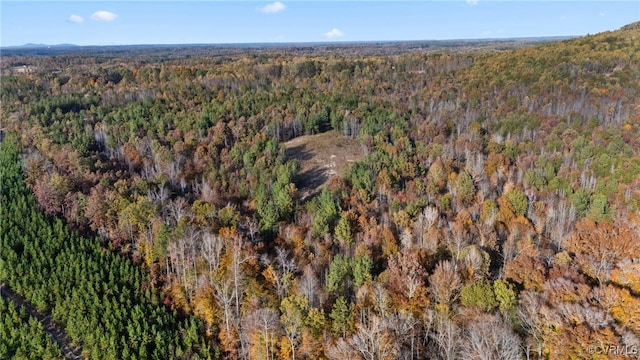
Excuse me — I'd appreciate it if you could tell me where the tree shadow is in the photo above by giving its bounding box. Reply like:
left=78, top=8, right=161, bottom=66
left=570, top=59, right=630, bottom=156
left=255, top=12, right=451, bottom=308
left=295, top=166, right=329, bottom=201
left=284, top=143, right=314, bottom=162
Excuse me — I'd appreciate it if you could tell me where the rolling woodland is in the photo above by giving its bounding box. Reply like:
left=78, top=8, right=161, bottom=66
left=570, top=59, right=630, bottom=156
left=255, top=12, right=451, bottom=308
left=1, top=22, right=640, bottom=359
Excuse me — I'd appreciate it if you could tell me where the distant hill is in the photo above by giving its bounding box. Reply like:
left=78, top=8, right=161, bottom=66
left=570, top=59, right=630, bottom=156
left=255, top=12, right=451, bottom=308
left=6, top=43, right=79, bottom=49
left=621, top=21, right=640, bottom=31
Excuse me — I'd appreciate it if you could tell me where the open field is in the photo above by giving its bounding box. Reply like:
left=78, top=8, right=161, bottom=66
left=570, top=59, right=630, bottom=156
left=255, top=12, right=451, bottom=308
left=284, top=131, right=365, bottom=200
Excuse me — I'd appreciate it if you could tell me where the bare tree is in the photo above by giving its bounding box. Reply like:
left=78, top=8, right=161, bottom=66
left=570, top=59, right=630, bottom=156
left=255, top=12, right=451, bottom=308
left=210, top=231, right=255, bottom=357
left=348, top=310, right=400, bottom=360
left=228, top=234, right=253, bottom=319
left=261, top=246, right=297, bottom=300
left=385, top=312, right=420, bottom=360
left=386, top=251, right=426, bottom=301
left=517, top=291, right=546, bottom=359
left=213, top=278, right=238, bottom=344
left=462, top=314, right=523, bottom=360
left=166, top=197, right=190, bottom=226
left=430, top=316, right=461, bottom=360
left=167, top=236, right=192, bottom=300
left=172, top=227, right=201, bottom=302
left=246, top=216, right=260, bottom=243
left=400, top=228, right=415, bottom=250
left=194, top=177, right=216, bottom=203
left=465, top=151, right=486, bottom=185
left=276, top=247, right=298, bottom=275
left=148, top=183, right=171, bottom=203
left=429, top=260, right=462, bottom=307
left=298, top=265, right=321, bottom=307
left=202, top=232, right=223, bottom=283
left=244, top=308, right=281, bottom=360
left=413, top=206, right=439, bottom=247
left=545, top=197, right=576, bottom=251
left=445, top=221, right=469, bottom=264
left=326, top=339, right=358, bottom=360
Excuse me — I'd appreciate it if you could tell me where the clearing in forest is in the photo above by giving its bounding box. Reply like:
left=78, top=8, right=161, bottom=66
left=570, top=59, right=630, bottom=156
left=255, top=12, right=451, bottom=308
left=284, top=131, right=365, bottom=200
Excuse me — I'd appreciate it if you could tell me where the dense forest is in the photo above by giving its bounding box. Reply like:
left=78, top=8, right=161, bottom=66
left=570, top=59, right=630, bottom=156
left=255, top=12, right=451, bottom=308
left=1, top=22, right=640, bottom=359
left=0, top=295, right=64, bottom=359
left=1, top=135, right=212, bottom=359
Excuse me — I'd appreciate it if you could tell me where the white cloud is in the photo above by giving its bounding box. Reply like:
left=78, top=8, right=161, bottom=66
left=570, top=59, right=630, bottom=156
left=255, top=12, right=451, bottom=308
left=69, top=14, right=84, bottom=23
left=599, top=12, right=606, bottom=17
left=323, top=28, right=344, bottom=39
left=466, top=0, right=479, bottom=5
left=260, top=2, right=286, bottom=14
left=90, top=10, right=118, bottom=22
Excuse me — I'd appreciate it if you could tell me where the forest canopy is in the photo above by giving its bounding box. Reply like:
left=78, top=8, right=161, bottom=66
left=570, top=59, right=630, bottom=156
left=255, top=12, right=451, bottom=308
left=1, top=23, right=640, bottom=359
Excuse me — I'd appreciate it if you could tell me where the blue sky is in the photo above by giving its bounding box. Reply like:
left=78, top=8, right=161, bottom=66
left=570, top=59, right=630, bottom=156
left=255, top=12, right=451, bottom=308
left=2, top=1, right=639, bottom=46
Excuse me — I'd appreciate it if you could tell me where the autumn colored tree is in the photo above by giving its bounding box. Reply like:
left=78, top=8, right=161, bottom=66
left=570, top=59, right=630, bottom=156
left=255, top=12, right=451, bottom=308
left=567, top=218, right=640, bottom=285
left=3, top=23, right=640, bottom=359
left=429, top=260, right=462, bottom=313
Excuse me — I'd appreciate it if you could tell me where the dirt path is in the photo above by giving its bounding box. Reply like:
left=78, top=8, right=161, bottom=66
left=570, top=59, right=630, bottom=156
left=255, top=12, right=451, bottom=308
left=0, top=283, right=84, bottom=360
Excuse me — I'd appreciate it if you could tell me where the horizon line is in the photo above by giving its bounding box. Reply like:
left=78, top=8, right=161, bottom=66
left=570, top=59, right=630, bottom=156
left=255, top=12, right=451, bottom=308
left=2, top=35, right=577, bottom=50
